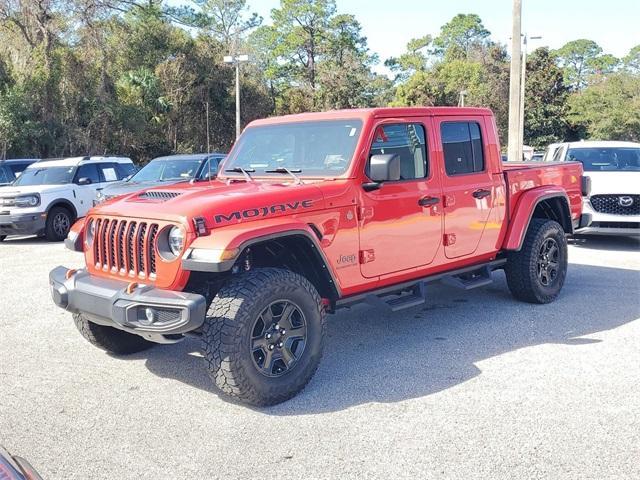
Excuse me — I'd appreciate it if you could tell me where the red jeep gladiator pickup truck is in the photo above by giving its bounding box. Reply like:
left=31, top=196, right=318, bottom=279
left=50, top=107, right=588, bottom=406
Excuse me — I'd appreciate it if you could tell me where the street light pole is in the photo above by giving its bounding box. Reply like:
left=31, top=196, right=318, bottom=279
left=507, top=0, right=522, bottom=162
left=518, top=34, right=542, bottom=161
left=224, top=54, right=250, bottom=140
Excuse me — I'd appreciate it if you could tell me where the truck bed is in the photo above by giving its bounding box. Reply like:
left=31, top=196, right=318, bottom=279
left=502, top=161, right=584, bottom=224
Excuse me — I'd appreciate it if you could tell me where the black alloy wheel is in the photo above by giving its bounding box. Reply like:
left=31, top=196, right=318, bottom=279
left=537, top=237, right=560, bottom=287
left=250, top=300, right=308, bottom=377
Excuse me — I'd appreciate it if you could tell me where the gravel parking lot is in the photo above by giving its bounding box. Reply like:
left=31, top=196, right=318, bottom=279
left=1, top=235, right=639, bottom=479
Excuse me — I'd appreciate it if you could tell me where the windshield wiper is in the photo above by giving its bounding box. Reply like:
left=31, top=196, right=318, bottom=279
left=225, top=167, right=255, bottom=182
left=264, top=167, right=303, bottom=184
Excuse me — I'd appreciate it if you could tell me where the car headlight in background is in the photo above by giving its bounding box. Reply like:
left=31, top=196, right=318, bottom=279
left=168, top=226, right=184, bottom=256
left=14, top=194, right=40, bottom=208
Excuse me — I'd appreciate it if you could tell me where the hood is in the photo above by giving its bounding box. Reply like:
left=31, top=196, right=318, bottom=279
left=101, top=180, right=168, bottom=197
left=584, top=171, right=640, bottom=195
left=0, top=184, right=68, bottom=197
left=95, top=179, right=330, bottom=227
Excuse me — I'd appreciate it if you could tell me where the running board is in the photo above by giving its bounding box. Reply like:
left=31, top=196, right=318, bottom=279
left=336, top=258, right=506, bottom=311
left=365, top=283, right=426, bottom=312
left=440, top=266, right=493, bottom=290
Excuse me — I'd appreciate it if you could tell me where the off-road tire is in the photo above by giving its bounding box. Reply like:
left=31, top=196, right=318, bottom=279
left=505, top=219, right=568, bottom=304
left=73, top=313, right=155, bottom=355
left=202, top=268, right=326, bottom=407
left=45, top=206, right=73, bottom=241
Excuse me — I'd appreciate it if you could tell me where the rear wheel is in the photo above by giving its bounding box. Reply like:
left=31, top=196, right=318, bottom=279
left=202, top=268, right=326, bottom=406
left=73, top=313, right=155, bottom=355
left=45, top=206, right=73, bottom=241
left=505, top=219, right=568, bottom=304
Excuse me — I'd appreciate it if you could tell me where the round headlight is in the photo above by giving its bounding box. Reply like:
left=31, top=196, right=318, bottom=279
left=168, top=227, right=184, bottom=256
left=85, top=219, right=95, bottom=246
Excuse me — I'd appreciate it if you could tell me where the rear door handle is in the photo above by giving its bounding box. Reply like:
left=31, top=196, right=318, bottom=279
left=418, top=196, right=440, bottom=207
left=472, top=189, right=491, bottom=199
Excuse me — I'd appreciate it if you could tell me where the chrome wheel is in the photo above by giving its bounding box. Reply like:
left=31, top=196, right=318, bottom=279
left=250, top=300, right=307, bottom=377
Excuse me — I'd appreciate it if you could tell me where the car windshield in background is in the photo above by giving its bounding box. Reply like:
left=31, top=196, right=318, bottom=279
left=224, top=120, right=363, bottom=177
left=130, top=159, right=204, bottom=183
left=13, top=166, right=75, bottom=186
left=567, top=147, right=640, bottom=172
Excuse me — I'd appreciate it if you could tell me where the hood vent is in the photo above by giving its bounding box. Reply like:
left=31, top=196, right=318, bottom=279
left=137, top=191, right=182, bottom=201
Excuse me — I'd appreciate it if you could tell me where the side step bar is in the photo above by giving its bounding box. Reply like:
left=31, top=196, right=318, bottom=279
left=337, top=259, right=506, bottom=312
left=440, top=265, right=493, bottom=290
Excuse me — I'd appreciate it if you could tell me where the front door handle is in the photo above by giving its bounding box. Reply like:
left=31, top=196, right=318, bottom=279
left=472, top=189, right=491, bottom=199
left=418, top=196, right=440, bottom=207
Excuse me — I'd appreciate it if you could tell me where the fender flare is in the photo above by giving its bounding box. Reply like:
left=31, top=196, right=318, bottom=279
left=503, top=187, right=572, bottom=251
left=181, top=221, right=341, bottom=297
left=46, top=198, right=79, bottom=220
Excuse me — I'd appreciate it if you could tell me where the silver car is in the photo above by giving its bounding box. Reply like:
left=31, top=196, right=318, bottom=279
left=96, top=153, right=226, bottom=203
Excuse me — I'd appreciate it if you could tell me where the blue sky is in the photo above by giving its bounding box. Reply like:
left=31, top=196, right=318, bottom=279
left=244, top=0, right=639, bottom=74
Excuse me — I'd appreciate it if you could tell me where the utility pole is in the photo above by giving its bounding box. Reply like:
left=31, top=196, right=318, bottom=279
left=205, top=100, right=210, bottom=154
left=507, top=0, right=522, bottom=162
left=223, top=54, right=250, bottom=140
left=458, top=90, right=468, bottom=107
left=518, top=34, right=542, bottom=161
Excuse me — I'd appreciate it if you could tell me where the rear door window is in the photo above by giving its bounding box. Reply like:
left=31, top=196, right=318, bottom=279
left=98, top=163, right=120, bottom=182
left=441, top=122, right=485, bottom=175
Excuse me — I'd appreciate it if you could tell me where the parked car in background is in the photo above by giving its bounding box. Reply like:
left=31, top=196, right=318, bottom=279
left=0, top=156, right=135, bottom=242
left=531, top=151, right=544, bottom=161
left=542, top=143, right=562, bottom=162
left=96, top=153, right=226, bottom=203
left=0, top=159, right=39, bottom=186
left=550, top=141, right=640, bottom=236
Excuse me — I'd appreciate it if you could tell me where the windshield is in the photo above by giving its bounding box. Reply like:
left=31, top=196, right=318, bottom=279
left=0, top=166, right=15, bottom=184
left=223, top=120, right=363, bottom=177
left=13, top=166, right=75, bottom=186
left=566, top=147, right=640, bottom=171
left=130, top=159, right=204, bottom=183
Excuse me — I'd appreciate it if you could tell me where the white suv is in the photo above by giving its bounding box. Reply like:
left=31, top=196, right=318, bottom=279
left=0, top=156, right=135, bottom=241
left=546, top=141, right=640, bottom=236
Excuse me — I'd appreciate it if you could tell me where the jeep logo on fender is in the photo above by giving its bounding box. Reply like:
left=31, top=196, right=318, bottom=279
left=214, top=200, right=314, bottom=224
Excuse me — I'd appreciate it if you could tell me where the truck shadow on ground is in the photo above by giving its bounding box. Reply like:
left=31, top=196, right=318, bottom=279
left=140, top=262, right=640, bottom=415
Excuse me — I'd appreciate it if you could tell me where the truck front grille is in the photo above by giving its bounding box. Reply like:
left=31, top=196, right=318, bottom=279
left=590, top=195, right=640, bottom=215
left=94, top=218, right=159, bottom=279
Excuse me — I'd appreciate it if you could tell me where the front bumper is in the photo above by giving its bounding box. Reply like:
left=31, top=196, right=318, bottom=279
left=0, top=212, right=46, bottom=236
left=49, top=266, right=207, bottom=343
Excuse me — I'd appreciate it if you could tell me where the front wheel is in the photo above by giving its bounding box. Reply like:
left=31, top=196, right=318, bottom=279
left=45, top=206, right=73, bottom=241
left=202, top=268, right=326, bottom=406
left=505, top=219, right=568, bottom=304
left=0, top=235, right=5, bottom=242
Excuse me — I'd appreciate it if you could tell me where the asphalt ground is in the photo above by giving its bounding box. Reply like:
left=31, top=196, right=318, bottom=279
left=1, top=234, right=639, bottom=479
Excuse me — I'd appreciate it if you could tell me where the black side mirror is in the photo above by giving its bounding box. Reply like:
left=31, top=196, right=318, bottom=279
left=363, top=154, right=400, bottom=191
left=77, top=177, right=92, bottom=185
